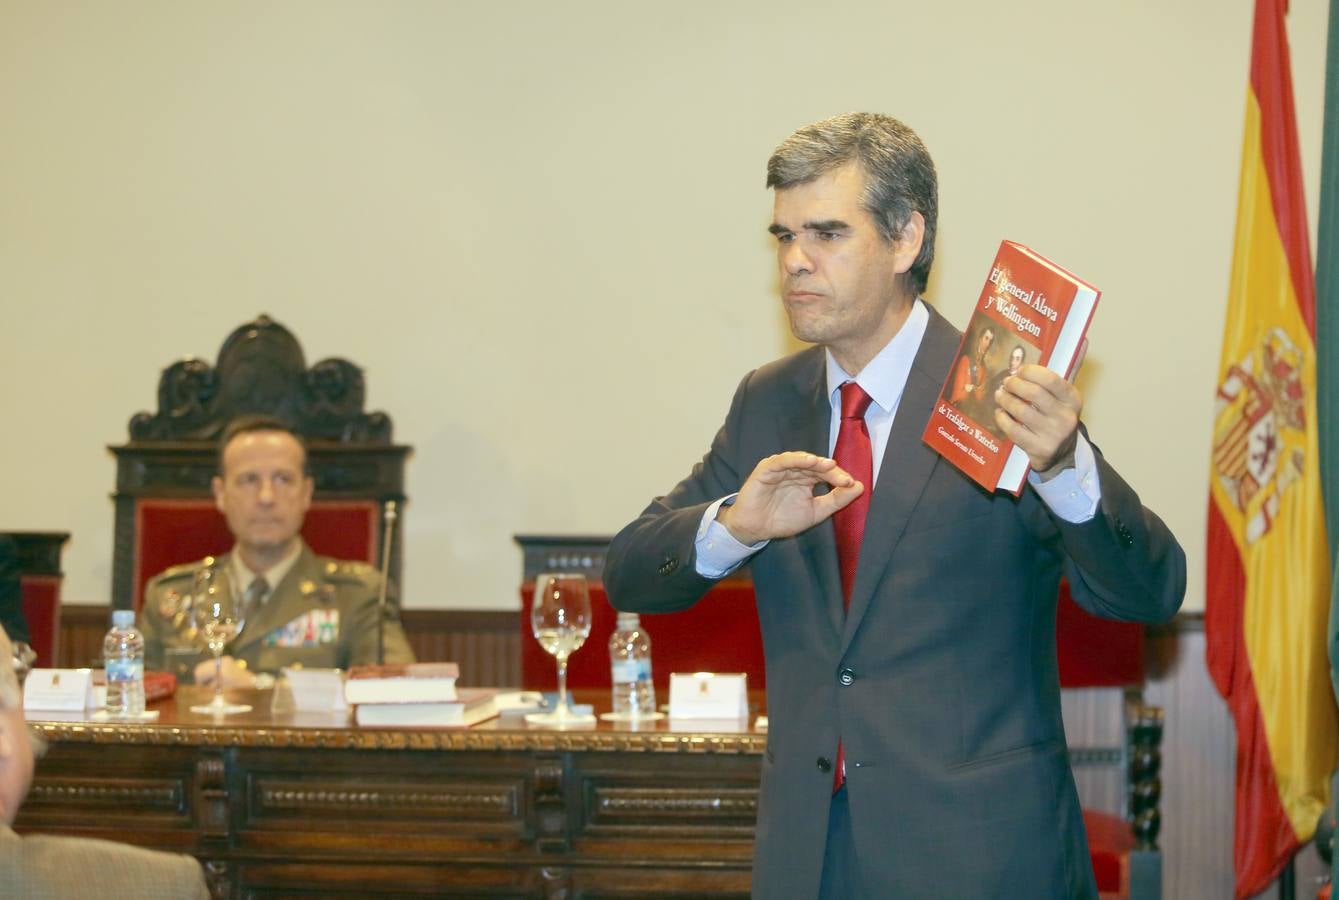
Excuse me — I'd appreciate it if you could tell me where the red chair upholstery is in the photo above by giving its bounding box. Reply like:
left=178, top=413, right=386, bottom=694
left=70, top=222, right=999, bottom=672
left=20, top=575, right=61, bottom=668
left=520, top=579, right=764, bottom=691
left=130, top=499, right=378, bottom=613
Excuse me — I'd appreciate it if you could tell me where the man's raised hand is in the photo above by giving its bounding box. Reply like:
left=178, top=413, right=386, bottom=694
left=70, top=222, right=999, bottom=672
left=717, top=451, right=864, bottom=546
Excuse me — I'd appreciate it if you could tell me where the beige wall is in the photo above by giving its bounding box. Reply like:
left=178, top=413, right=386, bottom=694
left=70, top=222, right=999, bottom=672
left=0, top=1, right=1329, bottom=612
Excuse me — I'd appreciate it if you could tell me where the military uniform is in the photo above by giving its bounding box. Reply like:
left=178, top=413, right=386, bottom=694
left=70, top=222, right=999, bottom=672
left=139, top=542, right=415, bottom=681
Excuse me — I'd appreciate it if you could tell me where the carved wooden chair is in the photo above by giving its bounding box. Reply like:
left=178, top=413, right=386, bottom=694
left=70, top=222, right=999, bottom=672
left=1, top=532, right=70, bottom=667
left=515, top=537, right=1163, bottom=899
left=109, top=315, right=411, bottom=613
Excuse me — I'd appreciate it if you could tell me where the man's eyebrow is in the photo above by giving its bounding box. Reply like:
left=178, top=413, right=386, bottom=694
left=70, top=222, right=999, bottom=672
left=767, top=219, right=851, bottom=235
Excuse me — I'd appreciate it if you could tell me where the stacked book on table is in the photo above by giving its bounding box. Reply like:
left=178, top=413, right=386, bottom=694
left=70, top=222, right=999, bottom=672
left=344, top=662, right=499, bottom=727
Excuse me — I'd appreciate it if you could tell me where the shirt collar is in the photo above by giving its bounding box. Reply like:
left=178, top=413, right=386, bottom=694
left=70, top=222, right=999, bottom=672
left=229, top=540, right=303, bottom=595
left=825, top=298, right=930, bottom=412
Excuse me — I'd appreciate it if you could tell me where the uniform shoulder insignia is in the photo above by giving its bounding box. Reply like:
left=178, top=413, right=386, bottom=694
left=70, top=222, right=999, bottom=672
left=319, top=558, right=378, bottom=583
left=153, top=560, right=204, bottom=582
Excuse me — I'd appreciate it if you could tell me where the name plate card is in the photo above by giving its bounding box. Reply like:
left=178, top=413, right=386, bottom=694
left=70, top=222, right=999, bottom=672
left=668, top=672, right=748, bottom=720
left=281, top=668, right=347, bottom=712
left=23, top=669, right=95, bottom=712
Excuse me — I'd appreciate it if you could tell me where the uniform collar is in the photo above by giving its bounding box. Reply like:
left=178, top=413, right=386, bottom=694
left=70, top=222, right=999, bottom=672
left=229, top=540, right=304, bottom=595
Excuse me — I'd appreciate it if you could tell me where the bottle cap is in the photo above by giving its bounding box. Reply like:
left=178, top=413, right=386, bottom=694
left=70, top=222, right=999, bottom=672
left=111, top=609, right=136, bottom=628
left=615, top=611, right=641, bottom=629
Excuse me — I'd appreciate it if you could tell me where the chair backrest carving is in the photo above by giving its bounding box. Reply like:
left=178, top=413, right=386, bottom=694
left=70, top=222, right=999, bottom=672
left=110, top=315, right=410, bottom=612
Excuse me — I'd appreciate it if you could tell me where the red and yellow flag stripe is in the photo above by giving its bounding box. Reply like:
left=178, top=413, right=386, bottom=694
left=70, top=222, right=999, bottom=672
left=1205, top=1, right=1337, bottom=896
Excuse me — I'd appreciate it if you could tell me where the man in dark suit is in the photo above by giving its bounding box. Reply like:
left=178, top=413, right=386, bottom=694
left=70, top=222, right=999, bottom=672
left=604, top=113, right=1185, bottom=898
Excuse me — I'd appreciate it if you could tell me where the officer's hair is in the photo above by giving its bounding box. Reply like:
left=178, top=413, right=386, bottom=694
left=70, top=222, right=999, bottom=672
left=766, top=112, right=938, bottom=296
left=217, top=415, right=310, bottom=475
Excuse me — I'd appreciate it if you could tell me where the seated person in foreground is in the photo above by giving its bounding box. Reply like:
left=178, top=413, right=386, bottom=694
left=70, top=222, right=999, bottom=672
left=0, top=626, right=209, bottom=898
left=139, top=416, right=414, bottom=686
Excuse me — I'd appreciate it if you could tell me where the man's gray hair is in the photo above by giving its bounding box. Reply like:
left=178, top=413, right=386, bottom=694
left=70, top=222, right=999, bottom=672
left=766, top=112, right=938, bottom=295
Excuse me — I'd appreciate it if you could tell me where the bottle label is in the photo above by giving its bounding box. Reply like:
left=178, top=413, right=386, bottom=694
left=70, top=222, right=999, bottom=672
left=612, top=659, right=651, bottom=683
left=106, top=658, right=143, bottom=683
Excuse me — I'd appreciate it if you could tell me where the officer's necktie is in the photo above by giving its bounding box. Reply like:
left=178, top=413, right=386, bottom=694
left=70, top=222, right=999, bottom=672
left=831, top=381, right=873, bottom=791
left=240, top=576, right=268, bottom=634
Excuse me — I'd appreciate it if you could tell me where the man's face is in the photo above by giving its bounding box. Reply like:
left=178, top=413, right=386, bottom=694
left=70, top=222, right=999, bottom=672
left=771, top=163, right=921, bottom=370
left=212, top=430, right=313, bottom=562
left=1009, top=347, right=1024, bottom=373
left=976, top=330, right=994, bottom=359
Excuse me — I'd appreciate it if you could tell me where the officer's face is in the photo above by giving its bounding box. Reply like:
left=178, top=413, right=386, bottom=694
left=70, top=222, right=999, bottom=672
left=212, top=430, right=313, bottom=565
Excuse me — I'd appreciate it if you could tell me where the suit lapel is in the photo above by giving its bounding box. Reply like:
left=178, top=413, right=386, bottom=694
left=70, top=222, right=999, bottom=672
left=779, top=350, right=847, bottom=637
left=840, top=306, right=961, bottom=654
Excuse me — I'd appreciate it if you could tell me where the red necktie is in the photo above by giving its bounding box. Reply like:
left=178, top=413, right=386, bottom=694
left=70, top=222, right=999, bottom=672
left=831, top=381, right=873, bottom=790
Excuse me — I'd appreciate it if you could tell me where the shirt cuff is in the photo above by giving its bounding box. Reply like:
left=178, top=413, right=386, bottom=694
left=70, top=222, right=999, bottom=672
left=694, top=495, right=768, bottom=578
left=1028, top=433, right=1101, bottom=523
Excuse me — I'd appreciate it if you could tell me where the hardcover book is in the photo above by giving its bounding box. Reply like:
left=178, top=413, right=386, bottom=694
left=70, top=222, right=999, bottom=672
left=921, top=240, right=1099, bottom=495
left=343, top=662, right=460, bottom=705
left=352, top=687, right=500, bottom=728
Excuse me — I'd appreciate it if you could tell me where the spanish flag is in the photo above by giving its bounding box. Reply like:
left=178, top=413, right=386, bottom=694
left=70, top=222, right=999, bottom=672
left=1206, top=0, right=1338, bottom=896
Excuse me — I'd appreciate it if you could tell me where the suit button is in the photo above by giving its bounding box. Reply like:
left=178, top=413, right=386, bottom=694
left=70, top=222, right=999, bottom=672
left=838, top=667, right=855, bottom=686
left=816, top=756, right=832, bottom=773
left=658, top=556, right=680, bottom=575
left=1114, top=518, right=1135, bottom=547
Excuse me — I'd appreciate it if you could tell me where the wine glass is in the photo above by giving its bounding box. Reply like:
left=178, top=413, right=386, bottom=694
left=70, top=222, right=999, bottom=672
left=525, top=572, right=595, bottom=728
left=188, top=564, right=252, bottom=715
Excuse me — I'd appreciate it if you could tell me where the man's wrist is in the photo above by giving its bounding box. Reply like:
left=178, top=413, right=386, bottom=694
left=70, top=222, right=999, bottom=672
left=717, top=504, right=762, bottom=547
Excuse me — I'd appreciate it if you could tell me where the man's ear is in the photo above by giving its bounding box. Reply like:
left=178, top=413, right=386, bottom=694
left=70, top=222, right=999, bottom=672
left=891, top=211, right=925, bottom=275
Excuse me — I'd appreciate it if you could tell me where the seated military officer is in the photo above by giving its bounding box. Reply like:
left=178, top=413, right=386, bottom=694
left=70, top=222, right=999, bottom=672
left=138, top=415, right=415, bottom=687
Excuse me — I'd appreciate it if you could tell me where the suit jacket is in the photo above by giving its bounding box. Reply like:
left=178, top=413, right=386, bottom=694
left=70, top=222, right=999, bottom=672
left=0, top=824, right=209, bottom=899
left=604, top=305, right=1185, bottom=899
left=140, top=542, right=415, bottom=679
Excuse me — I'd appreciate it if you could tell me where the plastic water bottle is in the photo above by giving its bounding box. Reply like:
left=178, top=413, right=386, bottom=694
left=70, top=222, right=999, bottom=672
left=609, top=612, right=656, bottom=718
left=104, top=609, right=145, bottom=718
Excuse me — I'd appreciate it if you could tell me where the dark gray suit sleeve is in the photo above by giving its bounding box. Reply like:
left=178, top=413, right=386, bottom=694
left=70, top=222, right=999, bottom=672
left=604, top=370, right=757, bottom=614
left=1049, top=444, right=1186, bottom=623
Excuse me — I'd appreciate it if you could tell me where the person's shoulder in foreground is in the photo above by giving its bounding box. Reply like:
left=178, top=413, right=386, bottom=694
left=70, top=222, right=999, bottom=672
left=0, top=825, right=209, bottom=899
left=0, top=623, right=208, bottom=898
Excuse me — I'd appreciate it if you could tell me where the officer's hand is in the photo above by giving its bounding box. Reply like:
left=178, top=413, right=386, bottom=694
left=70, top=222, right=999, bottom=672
left=194, top=655, right=257, bottom=689
left=717, top=451, right=864, bottom=546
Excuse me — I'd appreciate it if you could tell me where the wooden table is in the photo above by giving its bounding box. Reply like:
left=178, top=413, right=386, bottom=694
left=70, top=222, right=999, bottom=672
left=17, top=687, right=764, bottom=898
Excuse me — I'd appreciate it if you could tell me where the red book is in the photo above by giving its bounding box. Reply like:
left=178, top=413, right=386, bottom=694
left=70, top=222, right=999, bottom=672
left=344, top=662, right=460, bottom=705
left=921, top=240, right=1099, bottom=494
left=144, top=671, right=177, bottom=703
